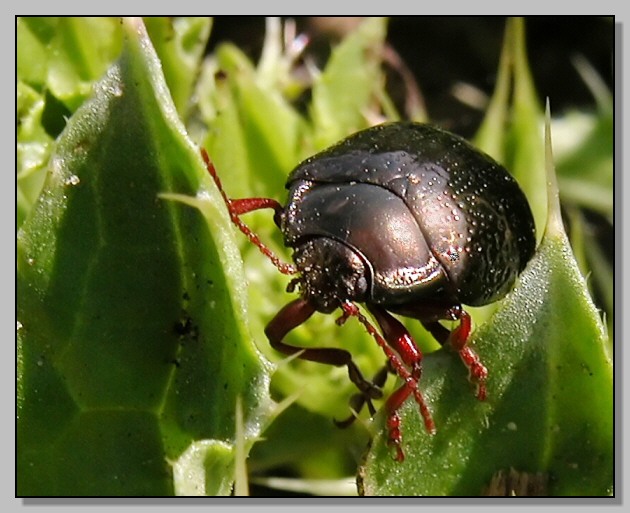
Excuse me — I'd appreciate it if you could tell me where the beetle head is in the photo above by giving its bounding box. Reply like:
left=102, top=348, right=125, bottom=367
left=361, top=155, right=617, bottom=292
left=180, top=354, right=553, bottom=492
left=292, top=237, right=369, bottom=313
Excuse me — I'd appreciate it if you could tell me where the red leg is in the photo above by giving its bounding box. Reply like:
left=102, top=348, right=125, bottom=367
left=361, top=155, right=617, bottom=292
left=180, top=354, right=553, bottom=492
left=422, top=307, right=488, bottom=401
left=447, top=310, right=488, bottom=401
left=227, top=197, right=283, bottom=216
left=201, top=148, right=296, bottom=275
left=265, top=298, right=383, bottom=405
left=339, top=302, right=435, bottom=462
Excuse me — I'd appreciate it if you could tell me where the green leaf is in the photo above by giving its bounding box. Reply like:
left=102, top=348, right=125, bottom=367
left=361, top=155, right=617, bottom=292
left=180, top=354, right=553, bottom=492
left=17, top=17, right=125, bottom=228
left=474, top=19, right=512, bottom=162
left=476, top=18, right=547, bottom=243
left=360, top=232, right=612, bottom=495
left=310, top=17, right=388, bottom=149
left=358, top=108, right=612, bottom=497
left=553, top=75, right=613, bottom=220
left=204, top=41, right=306, bottom=200
left=17, top=17, right=271, bottom=496
left=507, top=18, right=548, bottom=240
left=17, top=82, right=54, bottom=229
left=144, top=17, right=212, bottom=120
left=18, top=17, right=124, bottom=111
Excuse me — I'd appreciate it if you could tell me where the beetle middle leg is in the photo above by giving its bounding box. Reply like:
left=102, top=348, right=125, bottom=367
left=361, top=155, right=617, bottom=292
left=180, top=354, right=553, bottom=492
left=422, top=306, right=488, bottom=401
left=265, top=298, right=384, bottom=413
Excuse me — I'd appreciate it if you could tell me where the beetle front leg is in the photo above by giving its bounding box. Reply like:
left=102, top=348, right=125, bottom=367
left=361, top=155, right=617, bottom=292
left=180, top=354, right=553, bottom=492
left=265, top=298, right=383, bottom=416
left=343, top=303, right=435, bottom=461
left=366, top=305, right=437, bottom=461
left=422, top=307, right=488, bottom=401
left=201, top=148, right=296, bottom=275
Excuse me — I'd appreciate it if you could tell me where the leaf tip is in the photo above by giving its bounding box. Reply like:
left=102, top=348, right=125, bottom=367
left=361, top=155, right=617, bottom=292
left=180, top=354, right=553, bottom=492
left=544, top=99, right=565, bottom=238
left=122, top=16, right=146, bottom=36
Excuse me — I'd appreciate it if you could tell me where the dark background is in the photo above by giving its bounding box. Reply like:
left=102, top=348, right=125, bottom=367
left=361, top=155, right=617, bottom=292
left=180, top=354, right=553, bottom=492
left=207, top=16, right=614, bottom=136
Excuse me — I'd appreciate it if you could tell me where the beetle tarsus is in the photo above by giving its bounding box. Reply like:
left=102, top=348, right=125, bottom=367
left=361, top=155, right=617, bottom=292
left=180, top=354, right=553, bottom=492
left=386, top=411, right=405, bottom=462
left=334, top=365, right=389, bottom=427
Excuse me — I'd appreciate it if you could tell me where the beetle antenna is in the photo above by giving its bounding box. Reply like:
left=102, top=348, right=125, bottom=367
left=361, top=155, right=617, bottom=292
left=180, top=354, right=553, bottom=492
left=201, top=149, right=297, bottom=275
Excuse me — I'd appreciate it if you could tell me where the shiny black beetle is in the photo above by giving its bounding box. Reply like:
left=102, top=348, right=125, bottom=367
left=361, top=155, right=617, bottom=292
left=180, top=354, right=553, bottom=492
left=202, top=122, right=536, bottom=461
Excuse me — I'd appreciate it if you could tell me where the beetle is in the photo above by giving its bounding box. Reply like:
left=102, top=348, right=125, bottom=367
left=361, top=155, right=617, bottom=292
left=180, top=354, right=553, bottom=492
left=201, top=121, right=536, bottom=462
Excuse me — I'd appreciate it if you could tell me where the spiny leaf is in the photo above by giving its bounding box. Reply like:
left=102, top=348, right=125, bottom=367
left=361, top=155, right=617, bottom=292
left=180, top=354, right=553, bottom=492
left=358, top=104, right=612, bottom=498
left=17, top=17, right=271, bottom=496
